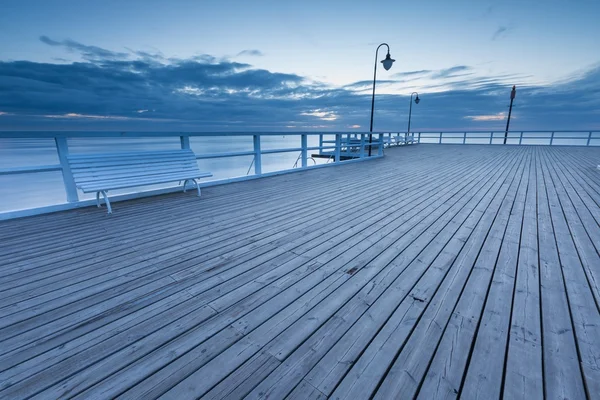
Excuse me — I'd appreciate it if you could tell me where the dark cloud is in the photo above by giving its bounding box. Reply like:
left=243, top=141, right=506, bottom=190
left=430, top=66, right=473, bottom=79
left=392, top=70, right=432, bottom=78
left=237, top=49, right=264, bottom=57
left=343, top=80, right=400, bottom=89
left=491, top=26, right=511, bottom=41
left=0, top=39, right=599, bottom=132
left=39, top=35, right=129, bottom=61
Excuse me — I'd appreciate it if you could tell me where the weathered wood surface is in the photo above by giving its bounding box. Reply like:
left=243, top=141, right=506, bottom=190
left=0, top=144, right=599, bottom=400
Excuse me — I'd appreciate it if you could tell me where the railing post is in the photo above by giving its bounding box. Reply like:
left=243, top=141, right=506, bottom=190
left=463, top=132, right=466, bottom=144
left=418, top=132, right=421, bottom=143
left=519, top=131, right=523, bottom=145
left=587, top=131, right=592, bottom=146
left=253, top=134, right=262, bottom=175
left=378, top=134, right=384, bottom=156
left=301, top=134, right=307, bottom=168
left=180, top=135, right=190, bottom=149
left=335, top=134, right=341, bottom=162
left=489, top=132, right=493, bottom=144
left=54, top=136, right=79, bottom=203
left=319, top=134, right=323, bottom=154
left=550, top=132, right=554, bottom=145
left=439, top=132, right=442, bottom=144
left=360, top=134, right=365, bottom=158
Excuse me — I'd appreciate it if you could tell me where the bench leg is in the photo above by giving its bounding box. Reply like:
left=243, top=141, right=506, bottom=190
left=101, top=191, right=112, bottom=214
left=96, top=192, right=101, bottom=208
left=183, top=179, right=201, bottom=196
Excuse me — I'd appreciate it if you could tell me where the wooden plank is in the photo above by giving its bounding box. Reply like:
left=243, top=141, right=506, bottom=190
left=0, top=145, right=502, bottom=314
left=1, top=145, right=597, bottom=399
left=0, top=146, right=482, bottom=264
left=538, top=147, right=600, bottom=396
left=0, top=148, right=492, bottom=376
left=104, top=147, right=520, bottom=399
left=0, top=148, right=490, bottom=335
left=229, top=149, right=524, bottom=399
left=412, top=149, right=529, bottom=399
left=525, top=147, right=587, bottom=399
left=541, top=147, right=600, bottom=305
left=2, top=147, right=508, bottom=396
left=304, top=148, right=525, bottom=398
left=0, top=144, right=467, bottom=244
left=373, top=149, right=529, bottom=400
left=286, top=379, right=327, bottom=400
left=502, top=148, right=544, bottom=399
left=201, top=352, right=281, bottom=400
left=102, top=151, right=512, bottom=399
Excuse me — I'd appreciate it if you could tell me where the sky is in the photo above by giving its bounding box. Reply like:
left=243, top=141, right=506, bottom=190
left=0, top=0, right=599, bottom=131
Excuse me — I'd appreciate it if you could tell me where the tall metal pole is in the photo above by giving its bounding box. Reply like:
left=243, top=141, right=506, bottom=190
left=369, top=43, right=390, bottom=156
left=407, top=97, right=413, bottom=135
left=407, top=92, right=419, bottom=135
left=504, top=85, right=516, bottom=144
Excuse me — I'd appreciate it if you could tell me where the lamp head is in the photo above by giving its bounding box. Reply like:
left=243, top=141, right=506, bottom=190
left=381, top=53, right=395, bottom=71
left=415, top=96, right=420, bottom=104
left=510, top=85, right=516, bottom=100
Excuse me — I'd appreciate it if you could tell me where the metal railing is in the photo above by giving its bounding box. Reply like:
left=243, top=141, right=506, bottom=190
left=1, top=130, right=598, bottom=219
left=0, top=131, right=385, bottom=219
left=382, top=131, right=600, bottom=146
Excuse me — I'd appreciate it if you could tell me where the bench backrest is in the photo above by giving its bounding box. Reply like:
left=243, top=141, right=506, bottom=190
left=67, top=150, right=201, bottom=189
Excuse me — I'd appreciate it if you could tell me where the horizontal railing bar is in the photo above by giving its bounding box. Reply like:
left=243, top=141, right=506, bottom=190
left=0, top=131, right=389, bottom=138
left=1, top=130, right=598, bottom=139
left=0, top=165, right=62, bottom=175
left=195, top=151, right=256, bottom=159
left=261, top=147, right=304, bottom=155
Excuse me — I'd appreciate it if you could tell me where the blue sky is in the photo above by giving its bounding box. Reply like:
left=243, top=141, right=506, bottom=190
left=0, top=0, right=599, bottom=131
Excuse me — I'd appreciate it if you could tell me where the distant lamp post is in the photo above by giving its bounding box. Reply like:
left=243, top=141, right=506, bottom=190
left=369, top=43, right=395, bottom=156
left=503, top=85, right=516, bottom=144
left=407, top=92, right=420, bottom=136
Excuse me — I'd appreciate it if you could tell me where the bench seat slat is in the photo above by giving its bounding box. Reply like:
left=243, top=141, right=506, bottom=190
left=74, top=171, right=204, bottom=185
left=72, top=163, right=199, bottom=180
left=67, top=149, right=193, bottom=160
left=78, top=172, right=212, bottom=192
left=77, top=170, right=212, bottom=188
left=68, top=152, right=196, bottom=162
left=68, top=156, right=197, bottom=168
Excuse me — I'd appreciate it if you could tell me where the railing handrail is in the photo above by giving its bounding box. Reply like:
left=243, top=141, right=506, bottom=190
left=0, top=131, right=387, bottom=220
left=1, top=129, right=599, bottom=139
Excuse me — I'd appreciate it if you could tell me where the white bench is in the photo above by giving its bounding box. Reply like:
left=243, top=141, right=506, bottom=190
left=67, top=149, right=212, bottom=214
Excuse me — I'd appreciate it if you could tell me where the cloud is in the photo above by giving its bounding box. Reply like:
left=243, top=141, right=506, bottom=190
left=430, top=66, right=473, bottom=79
left=39, top=35, right=129, bottom=61
left=392, top=70, right=432, bottom=78
left=1, top=38, right=599, bottom=132
left=237, top=49, right=264, bottom=57
left=344, top=80, right=399, bottom=90
left=301, top=109, right=338, bottom=121
left=44, top=113, right=136, bottom=120
left=491, top=26, right=511, bottom=41
left=464, top=112, right=506, bottom=121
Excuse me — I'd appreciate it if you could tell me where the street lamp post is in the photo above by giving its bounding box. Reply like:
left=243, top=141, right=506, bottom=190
left=503, top=85, right=516, bottom=144
left=407, top=92, right=420, bottom=141
left=369, top=43, right=395, bottom=156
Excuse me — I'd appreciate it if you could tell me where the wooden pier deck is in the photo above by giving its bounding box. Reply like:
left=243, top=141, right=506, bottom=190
left=1, top=144, right=599, bottom=399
